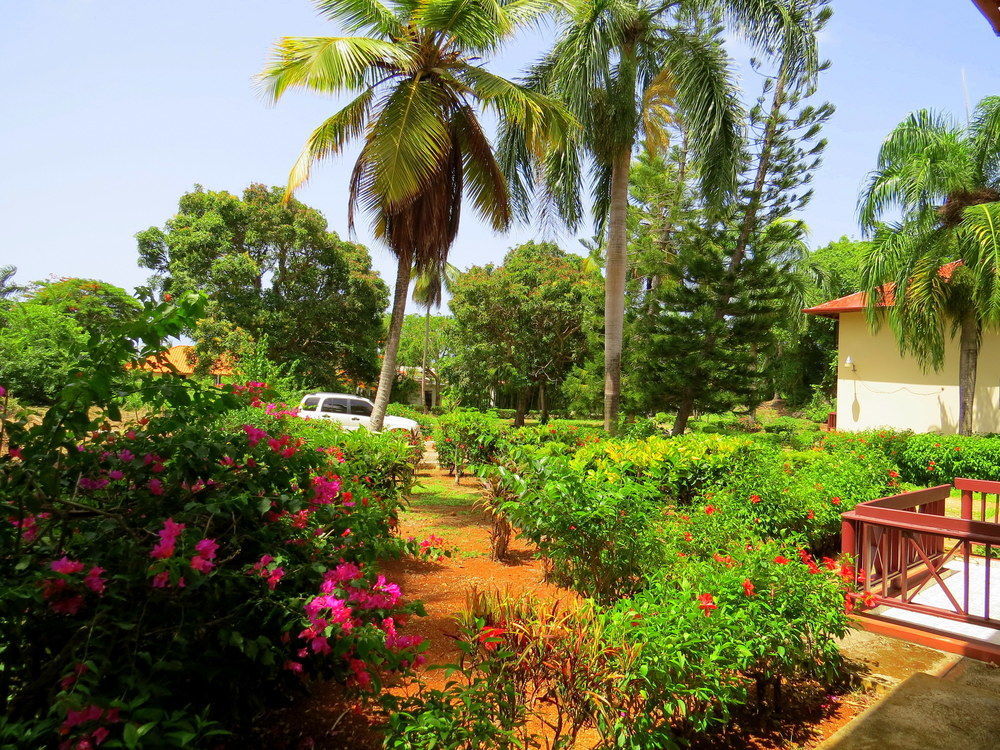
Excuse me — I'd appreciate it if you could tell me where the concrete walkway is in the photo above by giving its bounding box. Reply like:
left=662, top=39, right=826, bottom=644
left=820, top=654, right=1000, bottom=750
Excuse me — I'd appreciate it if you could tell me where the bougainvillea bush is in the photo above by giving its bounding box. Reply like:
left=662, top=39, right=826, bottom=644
left=0, top=294, right=426, bottom=747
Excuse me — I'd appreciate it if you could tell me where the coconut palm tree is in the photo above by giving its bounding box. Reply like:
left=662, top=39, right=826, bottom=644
left=260, top=0, right=572, bottom=430
left=502, top=0, right=817, bottom=432
left=859, top=97, right=1000, bottom=435
left=0, top=266, right=25, bottom=301
left=411, top=261, right=459, bottom=410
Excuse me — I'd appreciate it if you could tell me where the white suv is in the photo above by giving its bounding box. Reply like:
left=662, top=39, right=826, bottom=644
left=297, top=393, right=420, bottom=434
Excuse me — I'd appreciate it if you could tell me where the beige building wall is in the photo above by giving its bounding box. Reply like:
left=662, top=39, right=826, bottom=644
left=835, top=311, right=1000, bottom=434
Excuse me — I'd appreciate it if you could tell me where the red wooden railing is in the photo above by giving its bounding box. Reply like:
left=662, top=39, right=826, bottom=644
left=841, top=478, right=1000, bottom=630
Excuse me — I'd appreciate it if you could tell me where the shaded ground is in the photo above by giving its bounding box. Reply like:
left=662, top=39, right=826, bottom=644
left=260, top=463, right=875, bottom=749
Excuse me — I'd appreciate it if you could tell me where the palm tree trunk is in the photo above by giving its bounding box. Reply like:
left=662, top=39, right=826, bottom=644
left=421, top=306, right=430, bottom=412
left=370, top=254, right=411, bottom=431
left=603, top=149, right=631, bottom=434
left=958, top=312, right=981, bottom=436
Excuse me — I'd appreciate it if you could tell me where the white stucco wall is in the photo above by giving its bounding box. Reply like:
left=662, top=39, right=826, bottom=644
left=835, top=312, right=1000, bottom=434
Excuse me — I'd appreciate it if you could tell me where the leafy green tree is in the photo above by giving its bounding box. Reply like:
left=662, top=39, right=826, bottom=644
left=0, top=303, right=87, bottom=404
left=137, top=184, right=388, bottom=388
left=447, top=242, right=600, bottom=424
left=859, top=96, right=1000, bottom=435
left=259, top=0, right=572, bottom=430
left=635, top=223, right=804, bottom=433
left=505, top=0, right=818, bottom=432
left=28, top=278, right=142, bottom=338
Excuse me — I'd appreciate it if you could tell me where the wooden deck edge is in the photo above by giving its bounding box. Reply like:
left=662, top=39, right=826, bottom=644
left=851, top=612, right=1000, bottom=665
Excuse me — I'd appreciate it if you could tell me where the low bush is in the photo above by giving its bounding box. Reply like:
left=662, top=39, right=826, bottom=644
left=386, top=403, right=438, bottom=432
left=435, top=410, right=510, bottom=479
left=388, top=546, right=851, bottom=750
left=896, top=433, right=1000, bottom=485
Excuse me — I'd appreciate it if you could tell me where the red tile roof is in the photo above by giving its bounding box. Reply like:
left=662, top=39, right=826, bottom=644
left=803, top=261, right=962, bottom=318
left=132, top=345, right=233, bottom=376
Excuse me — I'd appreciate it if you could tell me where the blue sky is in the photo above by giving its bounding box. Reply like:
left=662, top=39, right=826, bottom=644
left=2, top=0, right=999, bottom=308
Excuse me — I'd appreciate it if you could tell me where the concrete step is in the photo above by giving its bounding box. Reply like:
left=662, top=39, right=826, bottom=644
left=820, top=672, right=1000, bottom=750
left=940, top=657, right=1000, bottom=692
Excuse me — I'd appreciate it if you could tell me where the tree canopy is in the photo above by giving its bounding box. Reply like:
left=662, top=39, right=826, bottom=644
left=137, top=184, right=388, bottom=388
left=28, top=278, right=141, bottom=338
left=446, top=242, right=600, bottom=422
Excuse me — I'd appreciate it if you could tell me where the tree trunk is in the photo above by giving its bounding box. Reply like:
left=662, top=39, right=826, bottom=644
left=671, top=396, right=694, bottom=437
left=514, top=387, right=530, bottom=427
left=604, top=149, right=631, bottom=434
left=421, top=306, right=430, bottom=412
left=539, top=382, right=549, bottom=424
left=958, top=313, right=981, bottom=436
left=370, top=253, right=411, bottom=431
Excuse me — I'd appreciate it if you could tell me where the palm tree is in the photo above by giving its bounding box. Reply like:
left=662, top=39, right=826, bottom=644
left=260, top=0, right=572, bottom=430
left=0, top=266, right=26, bottom=301
left=411, top=261, right=459, bottom=410
left=503, top=0, right=817, bottom=432
left=859, top=97, right=1000, bottom=435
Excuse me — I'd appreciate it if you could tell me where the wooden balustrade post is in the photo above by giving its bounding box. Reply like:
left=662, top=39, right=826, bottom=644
left=961, top=488, right=974, bottom=521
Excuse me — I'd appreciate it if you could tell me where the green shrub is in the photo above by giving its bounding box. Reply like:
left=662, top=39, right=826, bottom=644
left=897, top=433, right=1000, bottom=484
left=387, top=402, right=438, bottom=431
left=0, top=302, right=88, bottom=404
left=501, top=453, right=670, bottom=600
left=435, top=410, right=510, bottom=478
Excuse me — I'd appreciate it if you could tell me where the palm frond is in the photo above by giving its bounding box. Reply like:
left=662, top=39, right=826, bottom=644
left=286, top=88, right=377, bottom=197
left=971, top=96, right=1000, bottom=186
left=312, top=0, right=405, bottom=37
left=413, top=0, right=511, bottom=53
left=259, top=36, right=413, bottom=101
left=664, top=27, right=743, bottom=206
left=452, top=105, right=512, bottom=231
left=367, top=78, right=456, bottom=207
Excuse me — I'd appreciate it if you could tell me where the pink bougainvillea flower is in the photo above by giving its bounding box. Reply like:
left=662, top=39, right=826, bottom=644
left=8, top=446, right=23, bottom=459
left=190, top=555, right=214, bottom=574
left=147, top=478, right=164, bottom=496
left=284, top=660, right=304, bottom=674
left=51, top=557, right=85, bottom=575
left=194, top=538, right=218, bottom=559
left=107, top=470, right=124, bottom=481
left=83, top=566, right=106, bottom=594
left=697, top=593, right=717, bottom=616
left=348, top=658, right=372, bottom=688
left=78, top=477, right=109, bottom=491
left=742, top=579, right=756, bottom=597
left=266, top=567, right=285, bottom=590
left=0, top=386, right=5, bottom=396
left=151, top=571, right=170, bottom=588
left=242, top=424, right=268, bottom=447
left=118, top=449, right=135, bottom=462
left=773, top=555, right=790, bottom=565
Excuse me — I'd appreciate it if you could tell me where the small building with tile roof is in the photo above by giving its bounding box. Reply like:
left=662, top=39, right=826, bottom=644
left=132, top=345, right=233, bottom=385
left=804, top=262, right=1000, bottom=434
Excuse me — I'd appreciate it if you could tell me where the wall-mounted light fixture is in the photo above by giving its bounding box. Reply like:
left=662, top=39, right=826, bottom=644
left=844, top=356, right=856, bottom=372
